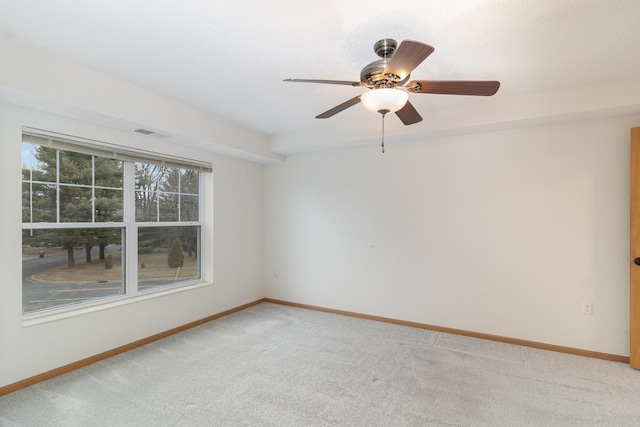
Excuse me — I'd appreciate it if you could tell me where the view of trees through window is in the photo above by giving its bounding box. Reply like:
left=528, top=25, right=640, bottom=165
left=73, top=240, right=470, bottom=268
left=22, top=138, right=202, bottom=315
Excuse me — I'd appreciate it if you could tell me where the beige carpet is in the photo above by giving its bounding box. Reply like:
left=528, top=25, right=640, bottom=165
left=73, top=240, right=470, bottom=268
left=1, top=302, right=639, bottom=426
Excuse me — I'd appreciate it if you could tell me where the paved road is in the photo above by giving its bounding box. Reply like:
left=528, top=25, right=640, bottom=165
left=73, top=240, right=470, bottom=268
left=22, top=247, right=125, bottom=313
left=22, top=247, right=179, bottom=313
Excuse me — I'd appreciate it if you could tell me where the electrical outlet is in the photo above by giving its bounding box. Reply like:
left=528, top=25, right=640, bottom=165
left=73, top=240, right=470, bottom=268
left=581, top=302, right=593, bottom=315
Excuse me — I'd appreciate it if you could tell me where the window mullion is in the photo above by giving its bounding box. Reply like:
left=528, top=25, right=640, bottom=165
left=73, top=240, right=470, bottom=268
left=56, top=149, right=60, bottom=223
left=123, top=162, right=137, bottom=295
left=91, top=156, right=96, bottom=222
left=29, top=159, right=34, bottom=235
left=178, top=173, right=182, bottom=221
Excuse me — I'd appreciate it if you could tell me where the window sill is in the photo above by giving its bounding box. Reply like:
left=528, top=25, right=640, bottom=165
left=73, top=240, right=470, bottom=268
left=22, top=281, right=214, bottom=327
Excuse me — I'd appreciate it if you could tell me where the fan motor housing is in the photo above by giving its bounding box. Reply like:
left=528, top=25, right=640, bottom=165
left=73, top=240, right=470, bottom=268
left=360, top=38, right=410, bottom=87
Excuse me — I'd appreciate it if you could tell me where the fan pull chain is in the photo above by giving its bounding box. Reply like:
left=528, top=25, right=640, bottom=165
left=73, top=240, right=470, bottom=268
left=381, top=113, right=385, bottom=153
left=379, top=109, right=389, bottom=154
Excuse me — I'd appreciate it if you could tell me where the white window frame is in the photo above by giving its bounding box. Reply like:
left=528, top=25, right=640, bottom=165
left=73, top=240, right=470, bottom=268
left=21, top=128, right=212, bottom=320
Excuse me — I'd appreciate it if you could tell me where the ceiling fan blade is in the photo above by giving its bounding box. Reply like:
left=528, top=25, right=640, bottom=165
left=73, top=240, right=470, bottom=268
left=383, top=40, right=434, bottom=81
left=316, top=96, right=362, bottom=119
left=406, top=80, right=500, bottom=96
left=284, top=78, right=363, bottom=87
left=395, top=101, right=423, bottom=125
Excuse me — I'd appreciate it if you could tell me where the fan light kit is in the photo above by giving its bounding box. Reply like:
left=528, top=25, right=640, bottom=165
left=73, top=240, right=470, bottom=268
left=285, top=38, right=500, bottom=152
left=360, top=88, right=408, bottom=114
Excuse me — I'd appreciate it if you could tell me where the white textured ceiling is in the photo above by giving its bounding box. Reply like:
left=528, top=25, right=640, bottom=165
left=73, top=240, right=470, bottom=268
left=1, top=0, right=640, bottom=138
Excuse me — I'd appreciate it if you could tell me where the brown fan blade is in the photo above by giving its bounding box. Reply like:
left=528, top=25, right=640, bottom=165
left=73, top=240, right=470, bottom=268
left=382, top=40, right=434, bottom=81
left=284, top=78, right=363, bottom=87
left=316, top=96, right=362, bottom=119
left=395, top=101, right=423, bottom=125
left=406, top=80, right=500, bottom=96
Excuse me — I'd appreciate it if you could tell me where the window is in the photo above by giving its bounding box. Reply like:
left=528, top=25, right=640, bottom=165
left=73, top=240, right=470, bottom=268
left=21, top=130, right=211, bottom=316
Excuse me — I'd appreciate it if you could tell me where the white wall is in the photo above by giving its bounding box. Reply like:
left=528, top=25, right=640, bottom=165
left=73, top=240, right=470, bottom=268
left=0, top=103, right=264, bottom=388
left=0, top=36, right=283, bottom=164
left=0, top=37, right=267, bottom=389
left=265, top=114, right=640, bottom=357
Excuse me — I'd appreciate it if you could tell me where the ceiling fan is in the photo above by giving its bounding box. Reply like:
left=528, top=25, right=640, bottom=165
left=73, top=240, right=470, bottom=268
left=284, top=39, right=500, bottom=151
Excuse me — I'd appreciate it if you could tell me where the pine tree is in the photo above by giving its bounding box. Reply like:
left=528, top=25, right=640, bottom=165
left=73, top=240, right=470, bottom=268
left=105, top=254, right=114, bottom=270
left=24, top=143, right=124, bottom=268
left=167, top=238, right=184, bottom=268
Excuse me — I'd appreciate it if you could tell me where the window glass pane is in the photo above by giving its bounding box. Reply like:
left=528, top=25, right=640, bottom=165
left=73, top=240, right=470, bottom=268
left=60, top=186, right=92, bottom=222
left=22, top=143, right=56, bottom=183
left=134, top=163, right=199, bottom=223
left=95, top=189, right=123, bottom=222
left=95, top=157, right=123, bottom=188
left=138, top=226, right=200, bottom=291
left=135, top=162, right=167, bottom=191
left=31, top=183, right=57, bottom=222
left=22, top=228, right=125, bottom=314
left=180, top=195, right=199, bottom=221
left=22, top=182, right=30, bottom=223
left=58, top=149, right=92, bottom=185
left=135, top=162, right=165, bottom=222
left=164, top=167, right=181, bottom=191
left=158, top=167, right=181, bottom=221
left=181, top=169, right=199, bottom=194
left=22, top=142, right=125, bottom=226
left=135, top=189, right=157, bottom=221
left=159, top=193, right=179, bottom=222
